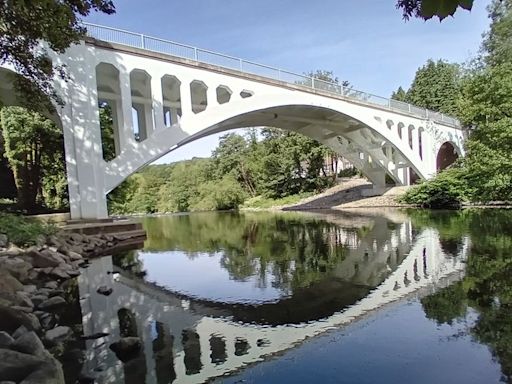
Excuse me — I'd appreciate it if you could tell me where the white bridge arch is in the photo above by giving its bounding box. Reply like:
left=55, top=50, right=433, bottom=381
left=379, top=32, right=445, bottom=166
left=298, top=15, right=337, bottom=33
left=0, top=24, right=465, bottom=219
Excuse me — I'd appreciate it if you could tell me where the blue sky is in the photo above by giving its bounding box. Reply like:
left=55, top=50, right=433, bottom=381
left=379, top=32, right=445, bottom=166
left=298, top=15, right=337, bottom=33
left=87, top=0, right=491, bottom=163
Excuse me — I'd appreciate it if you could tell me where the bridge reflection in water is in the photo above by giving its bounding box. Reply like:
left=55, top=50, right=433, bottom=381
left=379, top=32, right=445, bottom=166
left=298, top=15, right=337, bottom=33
left=77, top=212, right=469, bottom=383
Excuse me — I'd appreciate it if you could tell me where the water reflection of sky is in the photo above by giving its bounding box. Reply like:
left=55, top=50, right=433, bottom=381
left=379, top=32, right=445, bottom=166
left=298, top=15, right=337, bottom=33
left=139, top=251, right=287, bottom=304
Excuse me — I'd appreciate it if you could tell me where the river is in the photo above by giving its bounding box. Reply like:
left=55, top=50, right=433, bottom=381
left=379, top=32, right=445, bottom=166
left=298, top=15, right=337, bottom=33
left=74, top=208, right=512, bottom=383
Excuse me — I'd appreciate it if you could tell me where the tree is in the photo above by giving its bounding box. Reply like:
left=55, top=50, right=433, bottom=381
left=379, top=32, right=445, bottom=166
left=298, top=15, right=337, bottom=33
left=396, top=0, right=473, bottom=21
left=0, top=0, right=115, bottom=105
left=0, top=106, right=64, bottom=211
left=391, top=86, right=407, bottom=102
left=482, top=0, right=512, bottom=66
left=405, top=59, right=462, bottom=115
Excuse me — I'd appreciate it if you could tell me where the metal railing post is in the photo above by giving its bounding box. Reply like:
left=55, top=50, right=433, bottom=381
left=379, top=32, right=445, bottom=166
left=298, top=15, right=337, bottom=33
left=239, top=58, right=243, bottom=72
left=278, top=69, right=281, bottom=81
left=140, top=34, right=145, bottom=49
left=311, top=77, right=315, bottom=89
left=194, top=47, right=198, bottom=61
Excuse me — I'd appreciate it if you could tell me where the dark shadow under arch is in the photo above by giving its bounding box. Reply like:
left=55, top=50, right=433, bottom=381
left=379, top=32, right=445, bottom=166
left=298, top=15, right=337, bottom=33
left=436, top=141, right=459, bottom=171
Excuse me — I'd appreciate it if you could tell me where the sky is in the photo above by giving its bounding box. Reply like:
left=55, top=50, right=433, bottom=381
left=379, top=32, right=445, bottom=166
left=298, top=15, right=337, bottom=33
left=87, top=0, right=492, bottom=164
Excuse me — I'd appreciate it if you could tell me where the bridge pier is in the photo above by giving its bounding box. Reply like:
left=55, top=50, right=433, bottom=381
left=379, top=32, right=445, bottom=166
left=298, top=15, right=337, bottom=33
left=59, top=44, right=109, bottom=220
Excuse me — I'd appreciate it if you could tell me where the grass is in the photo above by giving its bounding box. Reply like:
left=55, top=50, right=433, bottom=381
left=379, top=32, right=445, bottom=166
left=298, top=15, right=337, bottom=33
left=241, top=192, right=315, bottom=209
left=0, top=213, right=57, bottom=246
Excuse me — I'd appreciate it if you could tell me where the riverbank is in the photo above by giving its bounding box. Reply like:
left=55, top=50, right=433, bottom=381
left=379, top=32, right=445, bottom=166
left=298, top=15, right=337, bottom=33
left=242, top=178, right=412, bottom=211
left=0, top=226, right=144, bottom=383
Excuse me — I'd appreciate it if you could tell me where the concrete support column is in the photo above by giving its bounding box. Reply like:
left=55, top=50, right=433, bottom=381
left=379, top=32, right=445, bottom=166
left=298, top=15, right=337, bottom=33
left=180, top=78, right=192, bottom=118
left=206, top=85, right=218, bottom=109
left=61, top=46, right=108, bottom=219
left=118, top=70, right=136, bottom=151
left=151, top=76, right=165, bottom=131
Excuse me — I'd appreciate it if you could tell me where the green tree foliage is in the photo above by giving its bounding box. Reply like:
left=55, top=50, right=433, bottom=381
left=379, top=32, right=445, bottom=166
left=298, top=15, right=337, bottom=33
left=396, top=0, right=473, bottom=21
left=398, top=0, right=512, bottom=206
left=391, top=86, right=407, bottom=102
left=482, top=0, right=512, bottom=66
left=399, top=167, right=468, bottom=208
left=108, top=128, right=339, bottom=214
left=0, top=0, right=115, bottom=103
left=0, top=106, right=66, bottom=212
left=405, top=60, right=462, bottom=115
left=99, top=102, right=116, bottom=162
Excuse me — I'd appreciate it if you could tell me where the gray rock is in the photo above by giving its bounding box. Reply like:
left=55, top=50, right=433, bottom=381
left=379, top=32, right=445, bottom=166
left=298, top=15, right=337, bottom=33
left=37, top=296, right=66, bottom=310
left=0, top=331, right=14, bottom=347
left=0, top=305, right=40, bottom=333
left=39, top=313, right=58, bottom=331
left=0, top=380, right=17, bottom=384
left=22, top=285, right=37, bottom=294
left=12, top=326, right=29, bottom=339
left=1, top=257, right=32, bottom=282
left=0, top=270, right=23, bottom=294
left=96, top=286, right=113, bottom=296
left=15, top=292, right=33, bottom=309
left=19, top=355, right=65, bottom=384
left=0, top=349, right=45, bottom=382
left=67, top=251, right=82, bottom=261
left=10, top=306, right=33, bottom=313
left=67, top=270, right=80, bottom=277
left=11, top=331, right=46, bottom=357
left=44, top=326, right=72, bottom=345
left=49, top=268, right=69, bottom=279
left=0, top=234, right=8, bottom=247
left=28, top=250, right=60, bottom=268
left=48, top=289, right=64, bottom=298
left=109, top=337, right=141, bottom=362
left=40, top=250, right=67, bottom=264
left=44, top=281, right=58, bottom=290
left=69, top=233, right=83, bottom=243
left=30, top=295, right=48, bottom=307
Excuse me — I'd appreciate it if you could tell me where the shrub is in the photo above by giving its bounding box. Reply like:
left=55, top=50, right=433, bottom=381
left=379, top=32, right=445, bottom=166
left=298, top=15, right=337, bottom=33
left=0, top=213, right=56, bottom=245
left=399, top=167, right=468, bottom=209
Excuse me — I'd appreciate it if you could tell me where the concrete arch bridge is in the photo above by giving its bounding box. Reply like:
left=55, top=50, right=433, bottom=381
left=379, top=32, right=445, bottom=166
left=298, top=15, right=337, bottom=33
left=0, top=24, right=465, bottom=219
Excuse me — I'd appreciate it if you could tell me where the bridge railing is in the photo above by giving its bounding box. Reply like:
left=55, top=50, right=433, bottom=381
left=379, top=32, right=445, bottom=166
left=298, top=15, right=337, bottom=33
left=84, top=23, right=461, bottom=128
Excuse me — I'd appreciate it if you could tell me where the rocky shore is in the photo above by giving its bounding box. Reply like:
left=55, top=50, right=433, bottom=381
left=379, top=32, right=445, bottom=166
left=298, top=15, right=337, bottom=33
left=0, top=231, right=139, bottom=384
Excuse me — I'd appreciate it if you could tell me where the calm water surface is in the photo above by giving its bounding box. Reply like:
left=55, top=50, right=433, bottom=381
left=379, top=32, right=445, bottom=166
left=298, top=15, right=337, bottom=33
left=76, top=209, right=512, bottom=383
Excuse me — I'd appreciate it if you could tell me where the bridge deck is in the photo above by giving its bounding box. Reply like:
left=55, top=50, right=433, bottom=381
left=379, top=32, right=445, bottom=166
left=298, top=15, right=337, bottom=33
left=84, top=22, right=460, bottom=128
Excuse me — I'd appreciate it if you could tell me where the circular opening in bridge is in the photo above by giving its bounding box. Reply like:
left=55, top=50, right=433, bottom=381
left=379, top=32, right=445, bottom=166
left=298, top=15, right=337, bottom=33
left=436, top=142, right=459, bottom=171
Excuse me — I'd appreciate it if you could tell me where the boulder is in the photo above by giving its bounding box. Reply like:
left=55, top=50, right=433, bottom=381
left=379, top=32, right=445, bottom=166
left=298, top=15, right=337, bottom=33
left=0, top=305, right=40, bottom=333
left=96, top=286, right=113, bottom=296
left=37, top=296, right=66, bottom=311
left=109, top=337, right=141, bottom=362
left=27, top=251, right=60, bottom=269
left=0, top=331, right=14, bottom=348
left=49, top=268, right=69, bottom=280
left=19, top=355, right=65, bottom=384
left=39, top=313, right=58, bottom=331
left=0, top=257, right=32, bottom=282
left=43, top=281, right=58, bottom=290
left=15, top=292, right=33, bottom=309
left=44, top=326, right=72, bottom=345
left=30, top=295, right=48, bottom=308
left=12, top=326, right=29, bottom=339
left=0, top=234, right=8, bottom=247
left=11, top=331, right=46, bottom=358
left=22, top=285, right=37, bottom=294
left=0, top=245, right=24, bottom=257
left=69, top=233, right=83, bottom=243
left=0, top=349, right=45, bottom=382
left=66, top=251, right=82, bottom=261
left=0, top=271, right=23, bottom=294
left=40, top=250, right=67, bottom=264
